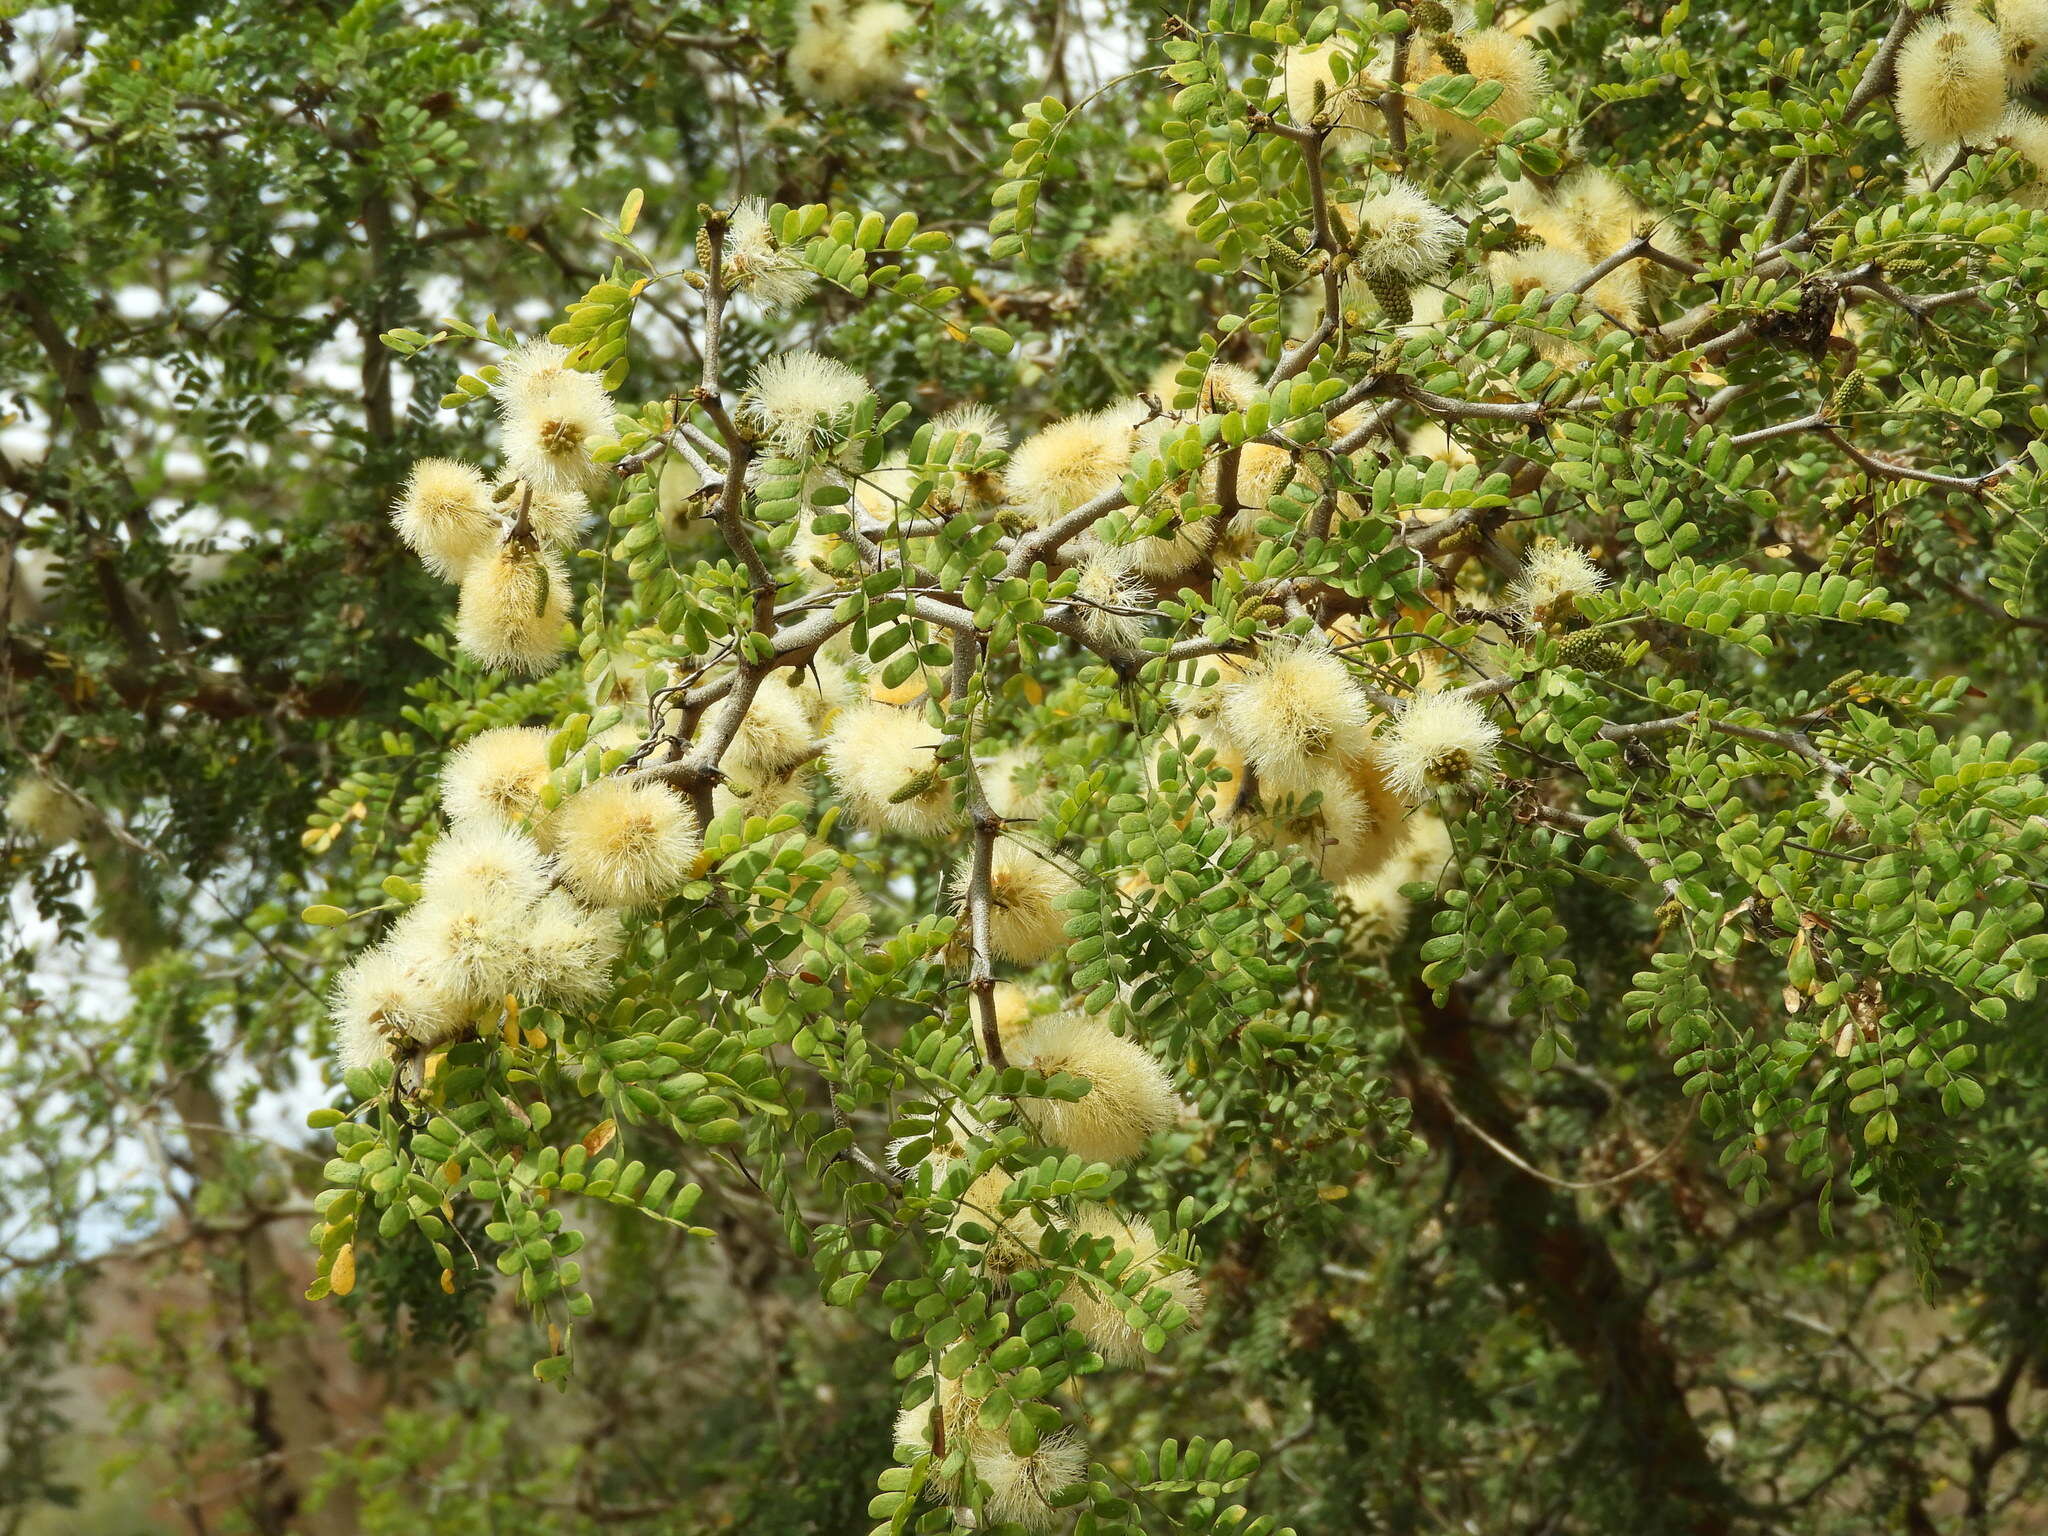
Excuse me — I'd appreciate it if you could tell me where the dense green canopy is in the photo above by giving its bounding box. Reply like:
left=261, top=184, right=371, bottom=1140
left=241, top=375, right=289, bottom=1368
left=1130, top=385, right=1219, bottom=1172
left=7, top=1, right=2048, bottom=1533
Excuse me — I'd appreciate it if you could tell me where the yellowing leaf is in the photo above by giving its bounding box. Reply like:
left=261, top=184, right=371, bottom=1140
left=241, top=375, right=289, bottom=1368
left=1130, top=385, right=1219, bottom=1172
left=330, top=1242, right=356, bottom=1297
left=583, top=1118, right=618, bottom=1157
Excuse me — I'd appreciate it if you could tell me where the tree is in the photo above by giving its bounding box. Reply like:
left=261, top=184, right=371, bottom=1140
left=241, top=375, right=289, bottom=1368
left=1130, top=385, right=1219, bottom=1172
left=9, top=0, right=2048, bottom=1532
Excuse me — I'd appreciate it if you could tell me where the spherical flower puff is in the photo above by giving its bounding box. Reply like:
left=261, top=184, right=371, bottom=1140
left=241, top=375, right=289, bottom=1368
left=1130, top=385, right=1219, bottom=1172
left=978, top=1436, right=1090, bottom=1532
left=894, top=1369, right=1007, bottom=1492
left=1062, top=1204, right=1205, bottom=1367
left=497, top=351, right=615, bottom=498
left=722, top=197, right=818, bottom=312
left=504, top=890, right=623, bottom=1009
left=1510, top=539, right=1608, bottom=627
left=1483, top=245, right=1631, bottom=363
left=1086, top=211, right=1148, bottom=264
left=1998, top=0, right=2048, bottom=85
left=1004, top=405, right=1140, bottom=525
left=1507, top=167, right=1650, bottom=263
left=721, top=679, right=817, bottom=786
left=5, top=775, right=88, bottom=846
left=328, top=945, right=469, bottom=1075
left=949, top=1168, right=1048, bottom=1285
left=1407, top=423, right=1477, bottom=469
left=455, top=542, right=572, bottom=675
left=1006, top=1012, right=1178, bottom=1164
left=1283, top=39, right=1377, bottom=133
left=1995, top=105, right=2048, bottom=199
left=1217, top=640, right=1374, bottom=794
left=981, top=745, right=1057, bottom=821
left=1338, top=864, right=1415, bottom=955
left=950, top=840, right=1078, bottom=964
left=1353, top=179, right=1463, bottom=281
left=441, top=726, right=553, bottom=830
left=820, top=701, right=956, bottom=838
left=1067, top=549, right=1152, bottom=653
left=393, top=459, right=498, bottom=580
left=741, top=350, right=873, bottom=459
left=551, top=777, right=701, bottom=909
left=386, top=893, right=527, bottom=1012
left=929, top=402, right=1011, bottom=458
left=494, top=475, right=590, bottom=549
left=420, top=820, right=553, bottom=910
left=1378, top=690, right=1504, bottom=801
left=1895, top=10, right=2007, bottom=154
left=1246, top=767, right=1378, bottom=883
left=1396, top=808, right=1455, bottom=887
left=887, top=1102, right=986, bottom=1176
left=1411, top=27, right=1549, bottom=147
left=844, top=1, right=914, bottom=65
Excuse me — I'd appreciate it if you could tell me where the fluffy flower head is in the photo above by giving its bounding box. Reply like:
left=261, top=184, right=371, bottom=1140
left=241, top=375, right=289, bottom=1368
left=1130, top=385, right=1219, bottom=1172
left=1353, top=179, right=1463, bottom=280
left=979, top=1436, right=1090, bottom=1532
left=420, top=820, right=552, bottom=910
left=1217, top=640, right=1373, bottom=791
left=441, top=726, right=552, bottom=829
left=950, top=840, right=1078, bottom=964
left=510, top=891, right=623, bottom=1008
left=1510, top=540, right=1608, bottom=626
left=1379, top=691, right=1503, bottom=800
left=1895, top=11, right=2007, bottom=153
left=1005, top=407, right=1137, bottom=524
left=455, top=543, right=572, bottom=675
left=741, top=351, right=873, bottom=458
left=1007, top=1012, right=1178, bottom=1164
left=820, top=702, right=956, bottom=838
left=496, top=343, right=615, bottom=496
left=1062, top=1203, right=1205, bottom=1367
left=722, top=198, right=818, bottom=311
left=551, top=776, right=702, bottom=909
left=393, top=459, right=498, bottom=580
left=328, top=945, right=468, bottom=1075
left=6, top=776, right=88, bottom=846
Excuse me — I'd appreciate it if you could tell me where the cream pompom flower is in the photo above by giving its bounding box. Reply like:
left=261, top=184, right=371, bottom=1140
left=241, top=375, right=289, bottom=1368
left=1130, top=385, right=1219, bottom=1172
left=495, top=340, right=615, bottom=496
left=722, top=198, right=818, bottom=312
left=1062, top=1204, right=1205, bottom=1367
left=1353, top=179, right=1463, bottom=281
left=494, top=475, right=590, bottom=549
left=820, top=701, right=956, bottom=838
left=387, top=892, right=528, bottom=1011
left=420, top=820, right=552, bottom=910
left=1216, top=640, right=1373, bottom=792
left=1998, top=0, right=2048, bottom=85
left=510, top=891, right=624, bottom=1008
left=5, top=775, right=88, bottom=847
left=550, top=776, right=701, bottom=909
left=455, top=542, right=572, bottom=675
left=786, top=0, right=914, bottom=103
left=328, top=945, right=469, bottom=1075
left=949, top=1168, right=1048, bottom=1286
left=978, top=1435, right=1090, bottom=1532
left=441, top=726, right=553, bottom=829
left=929, top=402, right=1011, bottom=458
left=950, top=840, right=1078, bottom=964
left=1379, top=691, right=1504, bottom=800
left=1283, top=40, right=1375, bottom=133
left=1007, top=1012, right=1178, bottom=1164
left=886, top=1102, right=986, bottom=1176
left=1509, top=540, right=1608, bottom=627
left=741, top=350, right=874, bottom=459
left=721, top=678, right=817, bottom=786
left=1338, top=864, right=1415, bottom=954
left=1413, top=27, right=1549, bottom=144
left=1004, top=407, right=1138, bottom=525
left=1249, top=767, right=1380, bottom=883
left=393, top=459, right=498, bottom=580
left=1894, top=10, right=2007, bottom=154
left=1066, top=549, right=1152, bottom=654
